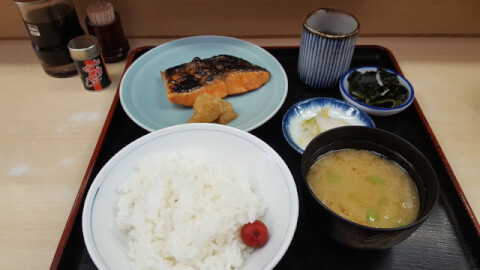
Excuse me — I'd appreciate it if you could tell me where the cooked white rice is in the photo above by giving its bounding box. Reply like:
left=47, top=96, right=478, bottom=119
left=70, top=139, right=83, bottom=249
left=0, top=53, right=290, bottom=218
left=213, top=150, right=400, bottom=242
left=116, top=151, right=266, bottom=270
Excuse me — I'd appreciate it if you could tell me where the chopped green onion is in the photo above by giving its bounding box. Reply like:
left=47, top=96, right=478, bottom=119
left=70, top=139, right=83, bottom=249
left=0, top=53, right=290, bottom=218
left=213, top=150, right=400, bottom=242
left=328, top=173, right=341, bottom=183
left=367, top=208, right=378, bottom=222
left=397, top=218, right=407, bottom=226
left=301, top=116, right=316, bottom=126
left=367, top=175, right=385, bottom=184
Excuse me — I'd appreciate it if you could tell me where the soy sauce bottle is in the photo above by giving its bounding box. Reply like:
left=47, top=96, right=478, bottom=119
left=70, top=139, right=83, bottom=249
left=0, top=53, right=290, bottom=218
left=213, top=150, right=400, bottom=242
left=14, top=0, right=85, bottom=78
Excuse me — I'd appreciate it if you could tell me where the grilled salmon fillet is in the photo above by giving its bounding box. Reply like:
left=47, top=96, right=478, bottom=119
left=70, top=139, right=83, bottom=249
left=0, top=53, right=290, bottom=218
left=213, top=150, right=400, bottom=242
left=161, top=54, right=270, bottom=106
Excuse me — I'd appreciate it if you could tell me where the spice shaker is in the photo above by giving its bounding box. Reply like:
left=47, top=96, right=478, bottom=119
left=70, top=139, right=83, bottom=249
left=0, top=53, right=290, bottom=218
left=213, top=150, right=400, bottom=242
left=14, top=0, right=85, bottom=78
left=68, top=35, right=111, bottom=91
left=85, top=1, right=130, bottom=63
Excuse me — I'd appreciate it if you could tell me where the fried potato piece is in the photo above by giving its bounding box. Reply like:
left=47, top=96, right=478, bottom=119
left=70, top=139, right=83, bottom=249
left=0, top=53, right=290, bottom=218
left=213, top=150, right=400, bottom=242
left=217, top=99, right=238, bottom=124
left=188, top=93, right=222, bottom=123
left=188, top=93, right=238, bottom=124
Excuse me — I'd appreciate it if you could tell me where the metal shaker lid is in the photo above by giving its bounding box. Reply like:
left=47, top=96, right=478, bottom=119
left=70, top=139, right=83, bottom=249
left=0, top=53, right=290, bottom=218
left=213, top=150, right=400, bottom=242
left=68, top=35, right=101, bottom=61
left=14, top=0, right=49, bottom=3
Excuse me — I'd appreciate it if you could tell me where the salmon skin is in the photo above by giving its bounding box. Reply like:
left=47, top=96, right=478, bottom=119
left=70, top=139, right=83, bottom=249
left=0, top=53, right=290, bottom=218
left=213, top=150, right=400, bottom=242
left=161, top=54, right=270, bottom=106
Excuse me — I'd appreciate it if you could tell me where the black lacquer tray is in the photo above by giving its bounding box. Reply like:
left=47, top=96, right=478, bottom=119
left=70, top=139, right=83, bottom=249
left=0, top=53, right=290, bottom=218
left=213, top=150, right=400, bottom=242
left=50, top=46, right=480, bottom=270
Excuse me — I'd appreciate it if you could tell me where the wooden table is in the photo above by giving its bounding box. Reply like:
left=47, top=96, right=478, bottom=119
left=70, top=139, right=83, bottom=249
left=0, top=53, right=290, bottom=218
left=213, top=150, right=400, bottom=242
left=1, top=37, right=479, bottom=270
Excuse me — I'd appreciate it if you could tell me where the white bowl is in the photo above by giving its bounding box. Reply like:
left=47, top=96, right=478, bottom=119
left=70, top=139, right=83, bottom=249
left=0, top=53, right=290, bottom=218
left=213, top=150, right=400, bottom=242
left=339, top=66, right=415, bottom=116
left=282, top=97, right=375, bottom=154
left=82, top=123, right=299, bottom=270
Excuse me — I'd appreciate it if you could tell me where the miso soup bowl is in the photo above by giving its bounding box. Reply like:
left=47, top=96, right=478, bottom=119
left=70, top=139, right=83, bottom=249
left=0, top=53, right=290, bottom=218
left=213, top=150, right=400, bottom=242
left=301, top=126, right=439, bottom=249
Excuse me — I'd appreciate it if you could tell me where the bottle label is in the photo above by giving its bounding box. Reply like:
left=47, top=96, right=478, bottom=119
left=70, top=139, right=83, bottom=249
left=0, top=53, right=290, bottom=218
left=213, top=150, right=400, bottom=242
left=27, top=24, right=41, bottom=36
left=23, top=7, right=84, bottom=48
left=75, top=55, right=111, bottom=91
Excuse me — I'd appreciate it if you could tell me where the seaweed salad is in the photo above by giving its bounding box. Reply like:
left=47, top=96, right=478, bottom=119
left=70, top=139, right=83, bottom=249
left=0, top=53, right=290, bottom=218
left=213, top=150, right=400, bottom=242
left=347, top=68, right=409, bottom=108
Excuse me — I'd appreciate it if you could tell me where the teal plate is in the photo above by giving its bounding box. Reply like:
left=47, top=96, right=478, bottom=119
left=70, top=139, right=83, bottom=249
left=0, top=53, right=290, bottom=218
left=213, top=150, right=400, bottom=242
left=119, top=36, right=288, bottom=132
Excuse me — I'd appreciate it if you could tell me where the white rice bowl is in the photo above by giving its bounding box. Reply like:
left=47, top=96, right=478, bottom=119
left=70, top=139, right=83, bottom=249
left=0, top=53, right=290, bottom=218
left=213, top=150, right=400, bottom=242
left=117, top=152, right=266, bottom=269
left=82, top=123, right=299, bottom=270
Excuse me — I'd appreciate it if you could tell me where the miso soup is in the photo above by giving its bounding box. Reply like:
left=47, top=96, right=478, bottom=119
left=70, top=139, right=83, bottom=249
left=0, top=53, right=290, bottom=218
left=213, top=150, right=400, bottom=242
left=307, top=149, right=419, bottom=228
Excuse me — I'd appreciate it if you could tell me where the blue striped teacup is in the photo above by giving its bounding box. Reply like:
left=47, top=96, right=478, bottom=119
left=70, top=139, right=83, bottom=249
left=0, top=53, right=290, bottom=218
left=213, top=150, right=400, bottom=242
left=298, top=8, right=360, bottom=89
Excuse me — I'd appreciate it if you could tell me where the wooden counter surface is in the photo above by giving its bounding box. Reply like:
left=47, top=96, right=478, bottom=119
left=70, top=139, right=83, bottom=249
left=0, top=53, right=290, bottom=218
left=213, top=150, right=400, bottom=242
left=1, top=37, right=479, bottom=270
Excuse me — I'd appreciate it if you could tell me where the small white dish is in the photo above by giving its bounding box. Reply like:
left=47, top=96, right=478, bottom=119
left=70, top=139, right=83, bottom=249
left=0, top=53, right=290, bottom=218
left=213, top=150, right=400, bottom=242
left=82, top=123, right=299, bottom=270
left=339, top=66, right=415, bottom=116
left=282, top=97, right=375, bottom=154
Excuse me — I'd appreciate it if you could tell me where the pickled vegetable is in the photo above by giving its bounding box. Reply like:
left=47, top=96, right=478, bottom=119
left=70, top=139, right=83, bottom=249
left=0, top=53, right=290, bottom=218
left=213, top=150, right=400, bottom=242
left=298, top=108, right=348, bottom=147
left=241, top=220, right=269, bottom=248
left=347, top=68, right=409, bottom=108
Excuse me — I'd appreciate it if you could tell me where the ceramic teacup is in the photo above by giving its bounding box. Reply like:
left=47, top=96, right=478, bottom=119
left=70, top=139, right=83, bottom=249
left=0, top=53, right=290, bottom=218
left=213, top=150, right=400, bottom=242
left=298, top=8, right=360, bottom=89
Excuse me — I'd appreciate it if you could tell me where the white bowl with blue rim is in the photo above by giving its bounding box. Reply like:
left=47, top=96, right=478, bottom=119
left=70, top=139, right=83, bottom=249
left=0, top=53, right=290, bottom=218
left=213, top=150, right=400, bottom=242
left=282, top=97, right=375, bottom=154
left=82, top=123, right=299, bottom=270
left=339, top=66, right=415, bottom=116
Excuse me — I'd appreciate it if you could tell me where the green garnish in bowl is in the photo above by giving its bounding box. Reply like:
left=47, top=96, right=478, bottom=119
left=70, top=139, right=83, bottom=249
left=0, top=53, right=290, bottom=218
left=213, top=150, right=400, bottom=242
left=347, top=68, right=409, bottom=108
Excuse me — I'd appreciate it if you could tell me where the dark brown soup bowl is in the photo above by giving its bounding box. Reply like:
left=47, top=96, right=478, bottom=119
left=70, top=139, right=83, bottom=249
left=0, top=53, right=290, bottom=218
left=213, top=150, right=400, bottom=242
left=301, top=126, right=439, bottom=249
